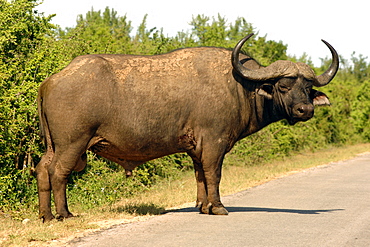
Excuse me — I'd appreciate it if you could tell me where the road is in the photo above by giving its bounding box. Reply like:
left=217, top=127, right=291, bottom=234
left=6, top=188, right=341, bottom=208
left=69, top=153, right=370, bottom=247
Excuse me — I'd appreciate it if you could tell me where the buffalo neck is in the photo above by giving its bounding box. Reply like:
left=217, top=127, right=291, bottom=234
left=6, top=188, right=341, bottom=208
left=237, top=81, right=282, bottom=141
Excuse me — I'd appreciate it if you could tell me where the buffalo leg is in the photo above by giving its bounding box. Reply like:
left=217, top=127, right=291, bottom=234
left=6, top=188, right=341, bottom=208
left=190, top=155, right=209, bottom=213
left=202, top=150, right=228, bottom=215
left=48, top=145, right=86, bottom=220
left=189, top=145, right=228, bottom=215
left=35, top=150, right=55, bottom=222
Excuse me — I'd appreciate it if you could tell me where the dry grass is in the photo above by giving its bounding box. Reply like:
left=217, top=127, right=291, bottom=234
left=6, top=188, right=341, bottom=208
left=1, top=143, right=369, bottom=246
left=220, top=144, right=370, bottom=196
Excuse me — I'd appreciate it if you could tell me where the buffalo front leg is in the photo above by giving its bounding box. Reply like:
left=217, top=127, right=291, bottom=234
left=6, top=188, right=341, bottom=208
left=189, top=147, right=228, bottom=215
left=35, top=152, right=55, bottom=222
left=203, top=152, right=228, bottom=215
left=191, top=156, right=209, bottom=213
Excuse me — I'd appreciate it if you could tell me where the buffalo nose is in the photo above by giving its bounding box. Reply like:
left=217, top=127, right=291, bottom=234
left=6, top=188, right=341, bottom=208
left=293, top=103, right=314, bottom=119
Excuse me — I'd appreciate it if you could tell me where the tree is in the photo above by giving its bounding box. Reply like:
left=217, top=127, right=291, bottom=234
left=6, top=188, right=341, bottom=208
left=190, top=14, right=229, bottom=47
left=189, top=15, right=287, bottom=65
left=67, top=7, right=133, bottom=54
left=0, top=0, right=55, bottom=169
left=350, top=52, right=370, bottom=83
left=351, top=79, right=370, bottom=141
left=0, top=0, right=56, bottom=212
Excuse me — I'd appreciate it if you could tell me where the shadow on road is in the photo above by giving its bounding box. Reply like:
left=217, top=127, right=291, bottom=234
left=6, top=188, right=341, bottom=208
left=227, top=207, right=344, bottom=214
left=170, top=207, right=344, bottom=215
left=110, top=203, right=166, bottom=215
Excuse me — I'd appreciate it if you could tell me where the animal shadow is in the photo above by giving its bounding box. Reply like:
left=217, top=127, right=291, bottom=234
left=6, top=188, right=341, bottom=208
left=171, top=206, right=344, bottom=215
left=110, top=203, right=166, bottom=215
left=227, top=207, right=344, bottom=215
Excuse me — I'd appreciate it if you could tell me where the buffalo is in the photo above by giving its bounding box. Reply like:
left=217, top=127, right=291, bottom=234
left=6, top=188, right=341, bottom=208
left=35, top=33, right=339, bottom=222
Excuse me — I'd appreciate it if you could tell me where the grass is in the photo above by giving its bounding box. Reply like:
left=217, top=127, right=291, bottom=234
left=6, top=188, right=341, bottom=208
left=0, top=143, right=369, bottom=246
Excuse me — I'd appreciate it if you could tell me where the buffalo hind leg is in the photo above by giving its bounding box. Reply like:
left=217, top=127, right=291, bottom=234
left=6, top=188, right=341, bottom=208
left=36, top=150, right=55, bottom=222
left=49, top=146, right=87, bottom=220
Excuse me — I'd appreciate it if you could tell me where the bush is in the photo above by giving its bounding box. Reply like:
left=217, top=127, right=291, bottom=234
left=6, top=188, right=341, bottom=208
left=351, top=79, right=370, bottom=141
left=0, top=167, right=38, bottom=216
left=66, top=153, right=192, bottom=211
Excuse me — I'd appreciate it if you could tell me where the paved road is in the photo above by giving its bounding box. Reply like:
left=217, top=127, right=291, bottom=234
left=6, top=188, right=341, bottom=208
left=70, top=153, right=370, bottom=247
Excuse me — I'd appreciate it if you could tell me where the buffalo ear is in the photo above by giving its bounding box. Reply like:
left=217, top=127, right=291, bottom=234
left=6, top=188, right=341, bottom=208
left=257, top=84, right=273, bottom=100
left=310, top=89, right=331, bottom=106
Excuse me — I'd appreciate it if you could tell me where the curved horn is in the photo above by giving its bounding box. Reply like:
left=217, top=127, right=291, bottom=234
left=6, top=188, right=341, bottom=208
left=314, top=40, right=339, bottom=87
left=231, top=34, right=297, bottom=81
left=231, top=33, right=255, bottom=78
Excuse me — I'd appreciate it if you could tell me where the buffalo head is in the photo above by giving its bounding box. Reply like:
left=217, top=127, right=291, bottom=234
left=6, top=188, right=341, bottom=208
left=232, top=33, right=339, bottom=125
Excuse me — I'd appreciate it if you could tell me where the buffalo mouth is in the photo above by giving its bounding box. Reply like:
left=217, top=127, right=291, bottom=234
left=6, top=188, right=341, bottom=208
left=287, top=103, right=314, bottom=125
left=287, top=114, right=313, bottom=125
left=287, top=118, right=298, bottom=125
left=287, top=117, right=305, bottom=125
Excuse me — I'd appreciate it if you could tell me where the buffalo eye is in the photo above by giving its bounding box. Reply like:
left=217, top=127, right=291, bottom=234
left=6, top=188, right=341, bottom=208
left=304, top=79, right=314, bottom=94
left=279, top=84, right=290, bottom=93
left=278, top=77, right=296, bottom=93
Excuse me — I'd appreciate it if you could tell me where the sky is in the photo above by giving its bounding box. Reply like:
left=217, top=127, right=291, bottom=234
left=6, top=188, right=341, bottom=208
left=36, top=0, right=368, bottom=67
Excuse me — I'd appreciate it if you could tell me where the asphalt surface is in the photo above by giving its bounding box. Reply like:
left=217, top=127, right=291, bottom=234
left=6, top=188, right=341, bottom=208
left=70, top=153, right=370, bottom=247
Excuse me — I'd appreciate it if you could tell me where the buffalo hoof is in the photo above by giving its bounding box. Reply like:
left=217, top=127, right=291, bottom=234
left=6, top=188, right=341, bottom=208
left=199, top=206, right=210, bottom=214
left=55, top=212, right=74, bottom=221
left=197, top=203, right=228, bottom=215
left=40, top=213, right=55, bottom=223
left=196, top=201, right=209, bottom=214
left=211, top=206, right=229, bottom=215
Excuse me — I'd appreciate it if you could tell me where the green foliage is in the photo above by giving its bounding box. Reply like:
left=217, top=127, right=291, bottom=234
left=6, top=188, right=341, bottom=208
left=67, top=157, right=129, bottom=209
left=0, top=167, right=37, bottom=216
left=0, top=0, right=55, bottom=168
left=66, top=153, right=192, bottom=210
left=351, top=79, right=370, bottom=140
left=64, top=7, right=133, bottom=54
left=190, top=14, right=230, bottom=47
left=349, top=52, right=370, bottom=83
left=1, top=4, right=370, bottom=217
left=189, top=15, right=287, bottom=65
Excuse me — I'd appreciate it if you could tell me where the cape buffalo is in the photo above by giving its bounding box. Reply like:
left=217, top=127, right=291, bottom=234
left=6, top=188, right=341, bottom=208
left=35, top=33, right=339, bottom=222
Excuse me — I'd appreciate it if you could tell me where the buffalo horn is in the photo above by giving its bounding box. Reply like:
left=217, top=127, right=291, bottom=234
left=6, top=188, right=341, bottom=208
left=231, top=34, right=293, bottom=81
left=231, top=33, right=262, bottom=80
left=232, top=34, right=339, bottom=86
left=315, top=40, right=339, bottom=87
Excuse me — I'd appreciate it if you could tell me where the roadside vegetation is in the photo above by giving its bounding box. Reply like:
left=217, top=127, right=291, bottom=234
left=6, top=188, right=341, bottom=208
left=1, top=0, right=370, bottom=245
